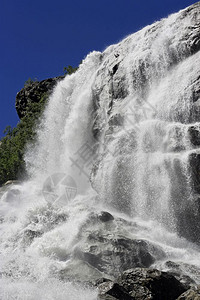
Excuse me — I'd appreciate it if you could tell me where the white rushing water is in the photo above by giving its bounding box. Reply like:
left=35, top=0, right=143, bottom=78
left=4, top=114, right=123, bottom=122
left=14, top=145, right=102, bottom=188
left=1, top=3, right=200, bottom=299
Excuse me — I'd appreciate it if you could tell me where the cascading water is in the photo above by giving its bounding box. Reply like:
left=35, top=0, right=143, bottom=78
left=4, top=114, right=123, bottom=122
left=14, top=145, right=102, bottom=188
left=1, top=2, right=200, bottom=299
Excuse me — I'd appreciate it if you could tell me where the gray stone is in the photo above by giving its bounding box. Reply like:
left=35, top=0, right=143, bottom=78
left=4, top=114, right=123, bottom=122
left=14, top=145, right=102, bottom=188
left=71, top=213, right=165, bottom=278
left=98, top=211, right=114, bottom=222
left=177, top=286, right=200, bottom=300
left=98, top=281, right=133, bottom=300
left=117, top=268, right=187, bottom=300
left=97, top=268, right=187, bottom=300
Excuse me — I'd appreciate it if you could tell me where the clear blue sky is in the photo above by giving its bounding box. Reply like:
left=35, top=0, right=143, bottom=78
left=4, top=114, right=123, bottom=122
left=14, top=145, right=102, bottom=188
left=0, top=0, right=198, bottom=137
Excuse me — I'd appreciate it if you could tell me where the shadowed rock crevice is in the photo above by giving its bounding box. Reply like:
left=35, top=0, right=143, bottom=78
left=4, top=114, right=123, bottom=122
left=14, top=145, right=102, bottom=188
left=97, top=268, right=187, bottom=300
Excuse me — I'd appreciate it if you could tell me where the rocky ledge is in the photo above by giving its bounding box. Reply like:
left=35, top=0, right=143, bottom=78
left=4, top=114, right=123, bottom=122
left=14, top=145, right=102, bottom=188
left=15, top=76, right=64, bottom=118
left=96, top=268, right=196, bottom=300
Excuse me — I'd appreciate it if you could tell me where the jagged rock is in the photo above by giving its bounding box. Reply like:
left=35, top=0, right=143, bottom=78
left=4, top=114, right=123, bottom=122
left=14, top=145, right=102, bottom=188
left=163, top=261, right=197, bottom=290
left=117, top=268, right=186, bottom=299
left=177, top=286, right=200, bottom=299
left=71, top=213, right=165, bottom=279
left=172, top=153, right=200, bottom=244
left=55, top=212, right=165, bottom=283
left=97, top=268, right=187, bottom=300
left=98, top=281, right=133, bottom=300
left=74, top=238, right=158, bottom=276
left=98, top=211, right=114, bottom=222
left=15, top=76, right=64, bottom=118
left=188, top=125, right=200, bottom=146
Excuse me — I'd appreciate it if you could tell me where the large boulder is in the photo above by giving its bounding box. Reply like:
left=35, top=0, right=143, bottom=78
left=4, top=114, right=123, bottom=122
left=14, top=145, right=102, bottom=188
left=56, top=211, right=165, bottom=282
left=97, top=268, right=187, bottom=300
left=177, top=286, right=200, bottom=299
left=72, top=212, right=165, bottom=278
left=160, top=261, right=198, bottom=290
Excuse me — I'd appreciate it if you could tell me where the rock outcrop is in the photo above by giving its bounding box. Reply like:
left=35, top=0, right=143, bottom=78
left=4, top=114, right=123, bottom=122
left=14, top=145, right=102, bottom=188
left=15, top=76, right=64, bottom=118
left=72, top=213, right=165, bottom=278
left=97, top=268, right=187, bottom=300
left=177, top=286, right=200, bottom=299
left=55, top=210, right=165, bottom=282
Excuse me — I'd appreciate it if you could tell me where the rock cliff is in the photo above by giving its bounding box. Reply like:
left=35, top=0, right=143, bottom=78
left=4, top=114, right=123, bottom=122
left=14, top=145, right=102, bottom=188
left=90, top=1, right=200, bottom=245
left=15, top=76, right=64, bottom=118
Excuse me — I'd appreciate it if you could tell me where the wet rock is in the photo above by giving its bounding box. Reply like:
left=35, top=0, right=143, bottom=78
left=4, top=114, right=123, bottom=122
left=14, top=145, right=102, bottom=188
left=95, top=278, right=113, bottom=286
left=74, top=238, right=158, bottom=277
left=98, top=281, right=133, bottom=300
left=117, top=268, right=187, bottom=300
left=189, top=153, right=200, bottom=194
left=164, top=261, right=198, bottom=290
left=98, top=211, right=114, bottom=222
left=188, top=125, right=200, bottom=146
left=72, top=214, right=165, bottom=278
left=177, top=286, right=200, bottom=299
left=97, top=268, right=187, bottom=300
left=172, top=153, right=200, bottom=244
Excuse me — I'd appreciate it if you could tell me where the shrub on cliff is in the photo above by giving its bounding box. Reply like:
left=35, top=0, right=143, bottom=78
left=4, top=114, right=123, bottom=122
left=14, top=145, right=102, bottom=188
left=63, top=61, right=82, bottom=75
left=0, top=63, right=81, bottom=186
left=0, top=93, right=48, bottom=185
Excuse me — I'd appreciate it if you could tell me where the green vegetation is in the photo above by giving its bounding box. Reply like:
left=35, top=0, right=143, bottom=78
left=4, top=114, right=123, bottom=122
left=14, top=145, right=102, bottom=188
left=24, top=77, right=38, bottom=87
left=63, top=61, right=82, bottom=75
left=0, top=62, right=81, bottom=186
left=0, top=93, right=48, bottom=186
left=63, top=65, right=78, bottom=75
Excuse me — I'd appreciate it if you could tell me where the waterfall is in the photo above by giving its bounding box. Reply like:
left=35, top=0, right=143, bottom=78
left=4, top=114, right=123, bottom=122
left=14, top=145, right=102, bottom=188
left=1, top=2, right=200, bottom=299
left=93, top=2, right=200, bottom=242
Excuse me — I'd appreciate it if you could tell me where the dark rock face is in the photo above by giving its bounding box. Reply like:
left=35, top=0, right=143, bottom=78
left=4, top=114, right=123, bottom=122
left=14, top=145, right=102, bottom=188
left=177, top=286, right=200, bottom=299
left=57, top=211, right=165, bottom=282
left=97, top=268, right=187, bottom=300
left=163, top=261, right=197, bottom=290
left=74, top=238, right=159, bottom=277
left=98, top=211, right=114, bottom=222
left=15, top=76, right=64, bottom=118
left=98, top=280, right=133, bottom=300
left=72, top=213, right=165, bottom=278
left=188, top=125, right=200, bottom=146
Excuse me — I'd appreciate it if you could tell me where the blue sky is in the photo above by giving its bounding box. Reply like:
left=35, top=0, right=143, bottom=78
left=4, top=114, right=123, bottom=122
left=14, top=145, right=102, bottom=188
left=0, top=0, right=197, bottom=137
